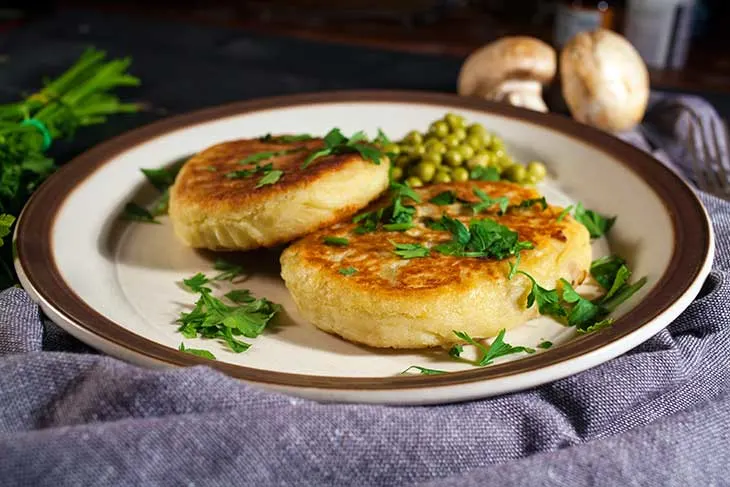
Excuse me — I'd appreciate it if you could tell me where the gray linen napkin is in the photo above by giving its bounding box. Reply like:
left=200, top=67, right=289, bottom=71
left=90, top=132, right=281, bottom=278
left=1, top=96, right=729, bottom=487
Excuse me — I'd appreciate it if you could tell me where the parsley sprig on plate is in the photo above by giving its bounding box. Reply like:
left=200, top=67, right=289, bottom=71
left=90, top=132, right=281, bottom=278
left=353, top=182, right=421, bottom=234
left=558, top=203, right=615, bottom=238
left=301, top=128, right=385, bottom=169
left=432, top=215, right=534, bottom=261
left=122, top=161, right=185, bottom=223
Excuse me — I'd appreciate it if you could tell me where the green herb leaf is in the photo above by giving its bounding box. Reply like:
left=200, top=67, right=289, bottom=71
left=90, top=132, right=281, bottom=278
left=560, top=278, right=606, bottom=329
left=590, top=255, right=627, bottom=289
left=141, top=167, right=177, bottom=191
left=149, top=189, right=170, bottom=217
left=183, top=273, right=211, bottom=293
left=390, top=181, right=422, bottom=203
left=449, top=344, right=463, bottom=358
left=382, top=222, right=414, bottom=232
left=424, top=217, right=448, bottom=231
left=339, top=267, right=357, bottom=276
left=240, top=151, right=283, bottom=165
left=470, top=166, right=500, bottom=181
left=538, top=341, right=553, bottom=349
left=323, top=236, right=349, bottom=246
left=391, top=241, right=430, bottom=259
left=472, top=187, right=509, bottom=215
left=517, top=271, right=566, bottom=318
left=440, top=215, right=471, bottom=245
left=510, top=197, right=548, bottom=211
left=259, top=133, right=313, bottom=143
left=599, top=276, right=647, bottom=313
left=401, top=366, right=447, bottom=375
left=454, top=329, right=533, bottom=366
left=255, top=169, right=283, bottom=188
left=573, top=203, right=616, bottom=238
left=178, top=343, right=216, bottom=360
left=213, top=258, right=244, bottom=281
left=353, top=208, right=384, bottom=234
left=374, top=128, right=391, bottom=146
left=121, top=202, right=160, bottom=224
left=429, top=191, right=457, bottom=206
left=576, top=318, right=614, bottom=334
left=0, top=214, right=15, bottom=247
left=224, top=289, right=255, bottom=304
left=301, top=128, right=384, bottom=168
left=205, top=165, right=218, bottom=172
left=556, top=205, right=574, bottom=222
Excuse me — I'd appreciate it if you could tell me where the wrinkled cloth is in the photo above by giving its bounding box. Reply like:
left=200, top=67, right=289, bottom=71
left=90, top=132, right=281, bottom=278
left=2, top=9, right=730, bottom=487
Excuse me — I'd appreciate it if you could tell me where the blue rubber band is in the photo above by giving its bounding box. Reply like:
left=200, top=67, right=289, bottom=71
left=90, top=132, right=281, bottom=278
left=21, top=118, right=52, bottom=151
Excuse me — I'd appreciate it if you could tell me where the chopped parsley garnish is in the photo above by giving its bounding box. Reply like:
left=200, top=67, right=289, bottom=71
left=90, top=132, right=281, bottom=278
left=123, top=161, right=184, bottom=223
left=255, top=169, right=283, bottom=188
left=590, top=255, right=627, bottom=290
left=538, top=340, right=553, bottom=349
left=429, top=191, right=457, bottom=206
left=339, top=267, right=357, bottom=276
left=352, top=182, right=421, bottom=234
left=178, top=343, right=216, bottom=360
left=453, top=329, right=534, bottom=366
left=573, top=203, right=616, bottom=238
left=323, top=236, right=349, bottom=246
left=122, top=203, right=161, bottom=224
left=258, top=133, right=313, bottom=143
left=471, top=187, right=509, bottom=215
left=433, top=215, right=533, bottom=261
left=391, top=241, right=430, bottom=259
left=213, top=258, right=245, bottom=282
left=183, top=273, right=211, bottom=293
left=240, top=149, right=294, bottom=165
left=401, top=366, right=447, bottom=375
left=302, top=128, right=384, bottom=168
left=423, top=217, right=447, bottom=231
left=470, top=166, right=500, bottom=181
left=516, top=271, right=566, bottom=318
left=224, top=289, right=255, bottom=304
left=449, top=344, right=463, bottom=358
left=510, top=197, right=548, bottom=211
left=373, top=128, right=391, bottom=146
left=556, top=205, right=573, bottom=222
left=559, top=278, right=604, bottom=327
left=177, top=277, right=281, bottom=354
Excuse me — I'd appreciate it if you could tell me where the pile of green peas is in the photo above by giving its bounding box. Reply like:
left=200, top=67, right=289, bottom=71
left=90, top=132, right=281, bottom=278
left=384, top=113, right=547, bottom=188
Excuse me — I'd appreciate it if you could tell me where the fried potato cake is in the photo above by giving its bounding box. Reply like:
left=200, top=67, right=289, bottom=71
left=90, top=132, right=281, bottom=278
left=169, top=137, right=389, bottom=250
left=280, top=181, right=591, bottom=349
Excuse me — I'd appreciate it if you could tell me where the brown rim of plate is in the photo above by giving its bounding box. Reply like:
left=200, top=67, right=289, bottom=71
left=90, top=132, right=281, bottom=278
left=15, top=90, right=711, bottom=391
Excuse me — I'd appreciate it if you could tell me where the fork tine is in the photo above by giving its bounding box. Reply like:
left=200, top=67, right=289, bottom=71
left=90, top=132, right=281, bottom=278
left=697, top=115, right=725, bottom=196
left=688, top=121, right=711, bottom=193
left=709, top=117, right=730, bottom=195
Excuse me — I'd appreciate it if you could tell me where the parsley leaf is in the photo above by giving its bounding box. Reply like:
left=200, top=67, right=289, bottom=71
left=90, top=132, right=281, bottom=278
left=213, top=258, right=244, bottom=282
left=577, top=318, right=614, bottom=334
left=301, top=128, right=384, bottom=168
left=121, top=202, right=160, bottom=224
left=141, top=167, right=177, bottom=191
left=556, top=205, right=573, bottom=222
left=538, top=340, right=553, bottom=349
left=510, top=197, right=548, bottom=211
left=573, top=203, right=616, bottom=238
left=434, top=216, right=533, bottom=261
left=183, top=272, right=211, bottom=293
left=224, top=289, right=255, bottom=303
left=471, top=187, right=509, bottom=215
left=470, top=166, right=500, bottom=181
left=454, top=329, right=534, bottom=366
left=517, top=271, right=566, bottom=318
left=560, top=279, right=604, bottom=328
left=255, top=169, right=283, bottom=188
left=339, top=267, right=357, bottom=276
left=590, top=255, right=627, bottom=290
left=429, top=191, right=457, bottom=205
left=391, top=241, right=430, bottom=259
left=240, top=150, right=289, bottom=165
left=323, top=236, right=349, bottom=246
left=0, top=214, right=15, bottom=247
left=353, top=208, right=384, bottom=234
left=259, top=133, right=313, bottom=143
left=401, top=366, right=447, bottom=375
left=178, top=343, right=216, bottom=360
left=449, top=344, right=463, bottom=358
left=390, top=181, right=421, bottom=203
left=599, top=276, right=647, bottom=312
left=423, top=217, right=447, bottom=231
left=374, top=128, right=391, bottom=146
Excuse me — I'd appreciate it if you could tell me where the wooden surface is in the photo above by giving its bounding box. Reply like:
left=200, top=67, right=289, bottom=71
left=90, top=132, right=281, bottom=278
left=27, top=1, right=730, bottom=95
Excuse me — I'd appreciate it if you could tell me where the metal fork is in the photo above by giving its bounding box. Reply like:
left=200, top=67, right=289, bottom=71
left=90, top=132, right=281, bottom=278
left=689, top=115, right=730, bottom=198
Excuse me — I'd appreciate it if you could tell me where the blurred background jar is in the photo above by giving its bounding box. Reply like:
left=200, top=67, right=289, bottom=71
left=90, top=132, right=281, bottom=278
left=623, top=0, right=696, bottom=69
left=553, top=0, right=620, bottom=48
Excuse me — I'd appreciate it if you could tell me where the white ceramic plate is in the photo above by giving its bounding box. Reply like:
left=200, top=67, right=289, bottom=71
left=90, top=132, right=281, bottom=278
left=14, top=91, right=714, bottom=405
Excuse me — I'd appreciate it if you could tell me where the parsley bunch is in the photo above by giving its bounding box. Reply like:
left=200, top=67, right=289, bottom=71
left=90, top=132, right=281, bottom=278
left=0, top=48, right=141, bottom=287
left=433, top=215, right=533, bottom=260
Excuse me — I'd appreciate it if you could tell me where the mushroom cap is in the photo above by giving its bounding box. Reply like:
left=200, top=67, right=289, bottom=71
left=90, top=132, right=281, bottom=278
left=560, top=29, right=650, bottom=133
left=458, top=37, right=557, bottom=97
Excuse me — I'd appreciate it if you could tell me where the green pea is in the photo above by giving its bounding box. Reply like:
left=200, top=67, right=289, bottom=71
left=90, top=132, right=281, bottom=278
left=426, top=140, right=447, bottom=155
left=464, top=134, right=486, bottom=150
left=403, top=144, right=426, bottom=158
left=524, top=174, right=539, bottom=184
left=433, top=171, right=452, bottom=184
left=457, top=144, right=475, bottom=160
left=444, top=150, right=464, bottom=167
left=383, top=143, right=400, bottom=156
left=504, top=164, right=527, bottom=182
left=466, top=153, right=491, bottom=169
left=395, top=155, right=411, bottom=167
left=403, top=130, right=423, bottom=145
left=452, top=167, right=469, bottom=183
left=429, top=121, right=450, bottom=138
left=467, top=123, right=487, bottom=136
left=422, top=152, right=443, bottom=166
left=405, top=176, right=424, bottom=188
left=443, top=134, right=460, bottom=148
left=452, top=127, right=467, bottom=141
left=445, top=113, right=466, bottom=130
left=415, top=162, right=436, bottom=182
left=390, top=166, right=403, bottom=181
left=526, top=161, right=547, bottom=181
left=423, top=137, right=439, bottom=148
left=490, top=137, right=506, bottom=151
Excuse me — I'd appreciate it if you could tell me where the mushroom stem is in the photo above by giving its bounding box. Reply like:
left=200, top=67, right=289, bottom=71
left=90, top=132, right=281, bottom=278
left=482, top=80, right=549, bottom=113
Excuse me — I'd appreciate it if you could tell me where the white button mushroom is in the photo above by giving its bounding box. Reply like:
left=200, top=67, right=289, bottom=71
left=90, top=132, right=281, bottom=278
left=458, top=37, right=557, bottom=113
left=560, top=29, right=650, bottom=133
